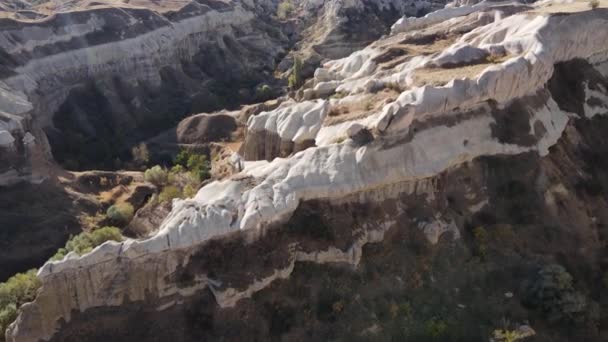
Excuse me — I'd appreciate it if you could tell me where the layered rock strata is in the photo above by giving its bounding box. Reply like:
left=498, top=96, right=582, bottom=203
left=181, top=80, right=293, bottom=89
left=6, top=3, right=608, bottom=342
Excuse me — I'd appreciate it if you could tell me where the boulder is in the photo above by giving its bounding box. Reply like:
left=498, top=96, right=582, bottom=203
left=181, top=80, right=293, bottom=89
left=176, top=113, right=237, bottom=144
left=347, top=123, right=374, bottom=145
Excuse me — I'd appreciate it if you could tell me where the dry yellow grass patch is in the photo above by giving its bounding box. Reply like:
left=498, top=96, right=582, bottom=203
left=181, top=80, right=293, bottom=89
left=375, top=35, right=459, bottom=70
left=412, top=63, right=494, bottom=87
left=325, top=89, right=400, bottom=126
left=412, top=55, right=512, bottom=87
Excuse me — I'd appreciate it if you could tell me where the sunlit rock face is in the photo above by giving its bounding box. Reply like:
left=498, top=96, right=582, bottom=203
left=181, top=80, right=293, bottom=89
left=0, top=0, right=444, bottom=176
left=6, top=1, right=608, bottom=340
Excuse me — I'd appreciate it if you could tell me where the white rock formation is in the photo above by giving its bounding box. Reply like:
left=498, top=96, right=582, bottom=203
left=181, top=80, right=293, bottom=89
left=6, top=4, right=608, bottom=342
left=391, top=0, right=503, bottom=34
left=247, top=99, right=329, bottom=144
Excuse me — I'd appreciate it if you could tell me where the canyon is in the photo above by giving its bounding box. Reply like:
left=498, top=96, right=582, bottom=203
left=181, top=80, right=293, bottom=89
left=1, top=0, right=608, bottom=341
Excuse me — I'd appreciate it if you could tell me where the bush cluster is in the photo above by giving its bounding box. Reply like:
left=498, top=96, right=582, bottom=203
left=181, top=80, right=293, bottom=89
left=159, top=186, right=183, bottom=203
left=0, top=270, right=41, bottom=337
left=524, top=264, right=587, bottom=322
left=174, top=149, right=211, bottom=183
left=142, top=149, right=210, bottom=203
left=1, top=227, right=124, bottom=336
left=51, top=226, right=124, bottom=261
left=277, top=1, right=295, bottom=19
left=106, top=203, right=135, bottom=224
left=144, top=165, right=169, bottom=187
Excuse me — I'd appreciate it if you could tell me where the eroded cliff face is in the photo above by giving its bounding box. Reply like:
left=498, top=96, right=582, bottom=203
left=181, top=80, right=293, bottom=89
left=0, top=0, right=439, bottom=177
left=0, top=0, right=291, bottom=171
left=43, top=115, right=608, bottom=341
left=0, top=0, right=449, bottom=309
left=5, top=2, right=608, bottom=341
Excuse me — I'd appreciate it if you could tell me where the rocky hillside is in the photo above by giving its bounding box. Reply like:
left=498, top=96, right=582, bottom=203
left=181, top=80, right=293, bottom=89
left=0, top=0, right=434, bottom=283
left=0, top=0, right=439, bottom=177
left=3, top=0, right=608, bottom=341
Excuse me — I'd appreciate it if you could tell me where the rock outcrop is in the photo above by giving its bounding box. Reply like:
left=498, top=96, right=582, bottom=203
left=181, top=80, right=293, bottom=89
left=0, top=0, right=444, bottom=176
left=6, top=2, right=608, bottom=341
left=176, top=113, right=238, bottom=144
left=240, top=99, right=328, bottom=160
left=0, top=0, right=291, bottom=171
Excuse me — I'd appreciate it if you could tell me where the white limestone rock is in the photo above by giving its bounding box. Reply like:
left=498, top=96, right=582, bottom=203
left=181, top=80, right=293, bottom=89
left=430, top=44, right=489, bottom=67
left=7, top=5, right=608, bottom=342
left=247, top=100, right=329, bottom=144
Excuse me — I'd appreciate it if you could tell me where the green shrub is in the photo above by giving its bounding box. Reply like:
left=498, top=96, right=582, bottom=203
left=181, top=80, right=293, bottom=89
left=51, top=226, right=124, bottom=261
left=256, top=84, right=273, bottom=101
left=174, top=149, right=190, bottom=168
left=277, top=0, right=295, bottom=19
left=183, top=184, right=198, bottom=198
left=424, top=317, right=448, bottom=339
left=144, top=165, right=168, bottom=187
left=589, top=0, right=599, bottom=9
left=106, top=203, right=135, bottom=224
left=173, top=149, right=211, bottom=182
left=524, top=264, right=587, bottom=322
left=170, top=164, right=185, bottom=174
left=0, top=269, right=41, bottom=336
left=187, top=154, right=211, bottom=182
left=159, top=186, right=183, bottom=203
left=288, top=57, right=303, bottom=90
left=131, top=142, right=149, bottom=166
left=0, top=303, right=17, bottom=337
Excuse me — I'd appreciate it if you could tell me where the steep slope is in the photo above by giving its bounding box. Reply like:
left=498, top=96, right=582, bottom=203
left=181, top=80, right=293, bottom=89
left=0, top=0, right=441, bottom=178
left=5, top=2, right=608, bottom=341
left=0, top=0, right=440, bottom=286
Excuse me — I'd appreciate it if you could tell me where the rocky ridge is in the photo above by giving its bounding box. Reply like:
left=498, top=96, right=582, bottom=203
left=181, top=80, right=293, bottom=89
left=5, top=1, right=608, bottom=341
left=0, top=0, right=439, bottom=178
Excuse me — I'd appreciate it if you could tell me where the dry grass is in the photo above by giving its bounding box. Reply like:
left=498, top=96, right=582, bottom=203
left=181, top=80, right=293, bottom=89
left=412, top=55, right=512, bottom=87
left=324, top=89, right=399, bottom=126
left=375, top=35, right=459, bottom=71
left=412, top=63, right=494, bottom=87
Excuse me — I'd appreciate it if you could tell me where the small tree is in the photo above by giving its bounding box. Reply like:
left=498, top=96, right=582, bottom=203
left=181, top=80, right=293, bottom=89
left=183, top=184, right=198, bottom=198
left=277, top=0, right=295, bottom=19
left=144, top=165, right=168, bottom=187
left=524, top=264, right=587, bottom=322
left=288, top=57, right=303, bottom=90
left=170, top=164, right=185, bottom=174
left=106, top=203, right=135, bottom=224
left=159, top=186, right=183, bottom=202
left=0, top=269, right=41, bottom=335
left=187, top=154, right=211, bottom=182
left=424, top=317, right=448, bottom=339
left=131, top=142, right=149, bottom=167
left=174, top=149, right=191, bottom=168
